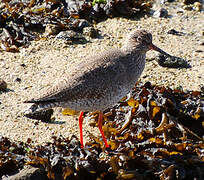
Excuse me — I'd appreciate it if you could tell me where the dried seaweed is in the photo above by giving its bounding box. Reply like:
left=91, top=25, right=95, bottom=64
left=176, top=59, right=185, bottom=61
left=0, top=0, right=153, bottom=52
left=0, top=82, right=203, bottom=179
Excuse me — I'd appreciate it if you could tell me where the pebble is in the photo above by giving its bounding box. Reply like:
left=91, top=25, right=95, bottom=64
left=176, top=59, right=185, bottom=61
left=167, top=29, right=185, bottom=36
left=55, top=30, right=84, bottom=41
left=44, top=24, right=60, bottom=36
left=83, top=26, right=99, bottom=38
left=15, top=77, right=22, bottom=82
left=193, top=2, right=202, bottom=11
left=0, top=79, right=7, bottom=91
left=75, top=19, right=90, bottom=31
left=153, top=8, right=168, bottom=18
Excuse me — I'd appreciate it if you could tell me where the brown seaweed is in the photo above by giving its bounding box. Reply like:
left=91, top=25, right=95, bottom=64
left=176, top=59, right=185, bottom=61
left=0, top=82, right=203, bottom=179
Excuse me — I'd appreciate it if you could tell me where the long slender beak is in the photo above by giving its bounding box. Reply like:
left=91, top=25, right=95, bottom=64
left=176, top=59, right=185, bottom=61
left=149, top=43, right=171, bottom=57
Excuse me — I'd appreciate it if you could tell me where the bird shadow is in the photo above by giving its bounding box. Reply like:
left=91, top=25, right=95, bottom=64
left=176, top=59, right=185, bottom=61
left=44, top=120, right=66, bottom=125
left=26, top=117, right=66, bottom=125
left=23, top=109, right=67, bottom=124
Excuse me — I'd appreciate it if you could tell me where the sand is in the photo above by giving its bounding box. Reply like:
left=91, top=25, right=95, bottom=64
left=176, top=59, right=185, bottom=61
left=0, top=1, right=203, bottom=145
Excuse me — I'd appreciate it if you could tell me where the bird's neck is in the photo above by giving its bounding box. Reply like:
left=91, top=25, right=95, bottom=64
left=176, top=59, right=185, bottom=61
left=121, top=45, right=146, bottom=56
left=121, top=40, right=147, bottom=54
left=120, top=49, right=146, bottom=85
left=120, top=46, right=146, bottom=68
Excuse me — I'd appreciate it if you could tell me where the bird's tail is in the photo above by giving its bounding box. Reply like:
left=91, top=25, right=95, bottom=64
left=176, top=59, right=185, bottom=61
left=24, top=103, right=40, bottom=115
left=24, top=99, right=57, bottom=114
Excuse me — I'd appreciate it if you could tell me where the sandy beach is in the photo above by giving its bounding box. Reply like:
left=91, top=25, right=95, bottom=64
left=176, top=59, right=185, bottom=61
left=0, top=1, right=203, bottom=145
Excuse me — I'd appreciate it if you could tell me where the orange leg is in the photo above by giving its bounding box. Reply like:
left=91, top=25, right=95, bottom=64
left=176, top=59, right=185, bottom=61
left=98, top=111, right=109, bottom=148
left=78, top=111, right=84, bottom=148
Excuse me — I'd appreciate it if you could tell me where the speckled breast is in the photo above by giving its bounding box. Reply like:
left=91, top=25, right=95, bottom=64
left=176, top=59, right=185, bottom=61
left=60, top=57, right=146, bottom=112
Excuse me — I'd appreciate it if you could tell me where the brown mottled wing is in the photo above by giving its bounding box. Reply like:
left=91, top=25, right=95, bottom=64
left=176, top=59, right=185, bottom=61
left=26, top=49, right=127, bottom=103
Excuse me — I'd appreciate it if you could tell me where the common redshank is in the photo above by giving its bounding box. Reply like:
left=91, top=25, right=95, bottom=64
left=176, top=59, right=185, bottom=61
left=24, top=30, right=170, bottom=148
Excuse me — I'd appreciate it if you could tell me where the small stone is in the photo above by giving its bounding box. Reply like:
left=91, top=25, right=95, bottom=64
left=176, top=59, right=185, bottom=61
left=20, top=63, right=26, bottom=67
left=55, top=30, right=84, bottom=41
left=193, top=2, right=202, bottom=11
left=0, top=79, right=7, bottom=91
left=44, top=24, right=60, bottom=36
left=153, top=8, right=168, bottom=18
left=83, top=26, right=99, bottom=38
left=167, top=29, right=185, bottom=36
left=75, top=19, right=90, bottom=31
left=15, top=77, right=22, bottom=82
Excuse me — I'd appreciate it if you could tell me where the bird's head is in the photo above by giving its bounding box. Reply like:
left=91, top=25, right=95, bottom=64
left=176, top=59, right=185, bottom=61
left=123, top=30, right=170, bottom=56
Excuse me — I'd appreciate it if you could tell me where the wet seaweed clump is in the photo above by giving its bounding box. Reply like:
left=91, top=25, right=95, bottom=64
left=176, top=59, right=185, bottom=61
left=0, top=82, right=203, bottom=179
left=0, top=0, right=153, bottom=52
left=0, top=136, right=27, bottom=178
left=155, top=53, right=191, bottom=68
